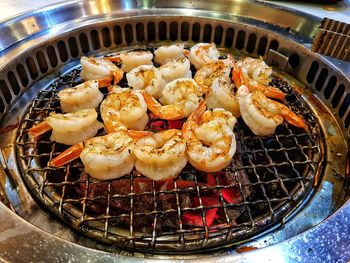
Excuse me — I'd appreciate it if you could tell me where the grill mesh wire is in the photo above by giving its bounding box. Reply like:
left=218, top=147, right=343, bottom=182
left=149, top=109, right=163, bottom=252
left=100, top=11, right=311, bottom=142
left=16, top=53, right=323, bottom=252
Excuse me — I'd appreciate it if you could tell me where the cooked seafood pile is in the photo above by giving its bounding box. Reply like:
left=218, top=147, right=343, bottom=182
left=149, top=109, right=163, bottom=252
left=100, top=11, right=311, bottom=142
left=27, top=42, right=309, bottom=229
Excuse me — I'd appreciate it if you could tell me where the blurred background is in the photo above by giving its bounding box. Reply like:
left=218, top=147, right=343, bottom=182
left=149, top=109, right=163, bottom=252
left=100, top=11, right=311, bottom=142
left=0, top=0, right=349, bottom=22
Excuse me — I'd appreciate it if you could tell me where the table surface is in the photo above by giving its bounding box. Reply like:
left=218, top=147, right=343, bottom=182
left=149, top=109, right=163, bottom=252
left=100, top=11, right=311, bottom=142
left=0, top=0, right=349, bottom=22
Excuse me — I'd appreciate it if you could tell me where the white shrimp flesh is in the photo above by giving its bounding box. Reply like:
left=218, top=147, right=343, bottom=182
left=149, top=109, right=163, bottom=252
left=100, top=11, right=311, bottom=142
left=100, top=87, right=149, bottom=132
left=46, top=108, right=103, bottom=145
left=159, top=78, right=204, bottom=117
left=80, top=132, right=135, bottom=180
left=237, top=85, right=307, bottom=135
left=126, top=65, right=166, bottom=99
left=142, top=78, right=203, bottom=120
left=194, top=59, right=233, bottom=94
left=134, top=129, right=187, bottom=180
left=58, top=80, right=104, bottom=113
left=182, top=102, right=237, bottom=173
left=159, top=57, right=192, bottom=83
left=80, top=56, right=123, bottom=83
left=120, top=50, right=153, bottom=72
left=188, top=43, right=219, bottom=69
left=205, top=76, right=240, bottom=117
left=236, top=57, right=272, bottom=86
left=154, top=44, right=185, bottom=65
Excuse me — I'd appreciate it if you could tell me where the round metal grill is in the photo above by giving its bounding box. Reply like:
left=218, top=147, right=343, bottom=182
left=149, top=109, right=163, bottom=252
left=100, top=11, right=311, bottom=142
left=15, top=48, right=324, bottom=253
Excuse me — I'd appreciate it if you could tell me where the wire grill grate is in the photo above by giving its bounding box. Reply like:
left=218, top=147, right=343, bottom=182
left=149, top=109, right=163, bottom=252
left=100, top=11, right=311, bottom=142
left=16, top=54, right=323, bottom=253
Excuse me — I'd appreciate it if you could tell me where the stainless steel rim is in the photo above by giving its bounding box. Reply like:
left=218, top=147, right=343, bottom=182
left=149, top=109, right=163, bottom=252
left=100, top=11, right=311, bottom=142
left=0, top=0, right=348, bottom=262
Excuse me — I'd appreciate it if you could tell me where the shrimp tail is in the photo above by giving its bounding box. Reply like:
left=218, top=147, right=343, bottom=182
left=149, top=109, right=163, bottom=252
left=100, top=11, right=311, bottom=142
left=142, top=92, right=184, bottom=120
left=128, top=130, right=153, bottom=141
left=280, top=105, right=308, bottom=129
left=232, top=65, right=286, bottom=101
left=104, top=56, right=121, bottom=63
left=113, top=69, right=124, bottom=84
left=97, top=71, right=123, bottom=87
left=183, top=49, right=189, bottom=57
left=191, top=101, right=206, bottom=123
left=28, top=121, right=52, bottom=138
left=182, top=101, right=206, bottom=139
left=50, top=142, right=84, bottom=167
left=97, top=77, right=113, bottom=87
left=231, top=65, right=244, bottom=88
left=257, top=85, right=286, bottom=101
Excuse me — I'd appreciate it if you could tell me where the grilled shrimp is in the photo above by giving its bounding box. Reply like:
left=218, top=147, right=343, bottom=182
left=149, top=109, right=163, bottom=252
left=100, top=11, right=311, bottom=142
left=134, top=129, right=187, bottom=180
left=80, top=56, right=123, bottom=86
left=100, top=87, right=148, bottom=132
left=237, top=85, right=307, bottom=136
left=143, top=78, right=203, bottom=120
left=58, top=80, right=104, bottom=113
left=159, top=57, right=192, bottom=83
left=49, top=129, right=152, bottom=168
left=46, top=108, right=103, bottom=145
left=194, top=59, right=233, bottom=94
left=205, top=76, right=240, bottom=117
left=188, top=43, right=219, bottom=69
left=80, top=132, right=135, bottom=180
left=154, top=44, right=185, bottom=65
left=104, top=50, right=154, bottom=72
left=182, top=102, right=237, bottom=173
left=120, top=50, right=153, bottom=72
left=126, top=65, right=166, bottom=99
left=236, top=57, right=272, bottom=86
left=232, top=61, right=286, bottom=101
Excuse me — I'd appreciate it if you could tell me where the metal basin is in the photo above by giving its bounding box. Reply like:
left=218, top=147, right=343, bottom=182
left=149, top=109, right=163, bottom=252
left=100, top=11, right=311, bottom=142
left=0, top=0, right=349, bottom=262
